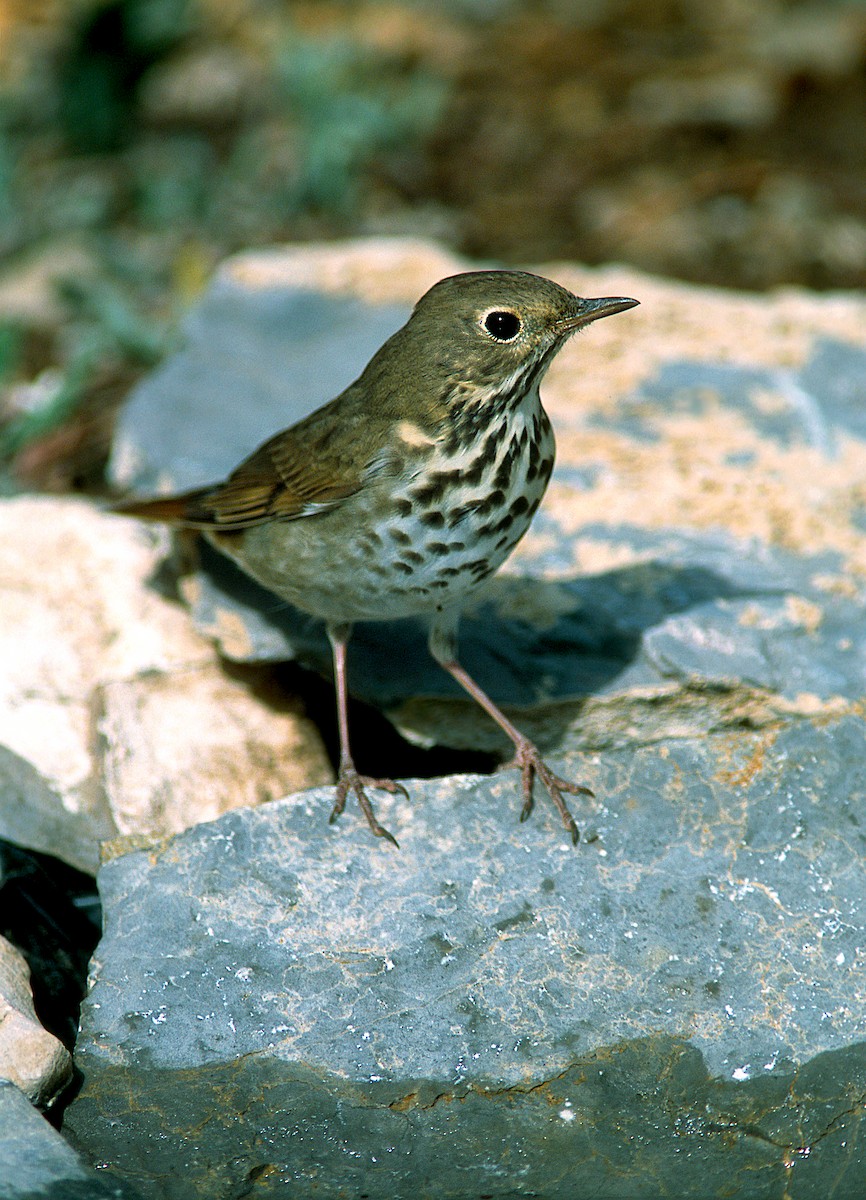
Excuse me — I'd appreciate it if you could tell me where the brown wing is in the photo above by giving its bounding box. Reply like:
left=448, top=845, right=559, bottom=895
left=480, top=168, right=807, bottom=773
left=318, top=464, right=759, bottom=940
left=113, top=392, right=373, bottom=530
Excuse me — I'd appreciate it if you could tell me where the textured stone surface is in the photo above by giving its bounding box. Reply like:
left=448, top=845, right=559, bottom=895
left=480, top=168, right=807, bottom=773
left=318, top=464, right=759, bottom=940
left=0, top=497, right=331, bottom=874
left=0, top=934, right=71, bottom=1108
left=75, top=239, right=866, bottom=1197
left=107, top=240, right=866, bottom=760
left=65, top=715, right=866, bottom=1199
left=97, top=661, right=331, bottom=842
left=0, top=1081, right=132, bottom=1199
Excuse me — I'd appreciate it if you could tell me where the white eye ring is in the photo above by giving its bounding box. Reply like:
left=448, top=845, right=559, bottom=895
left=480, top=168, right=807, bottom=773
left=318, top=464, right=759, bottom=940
left=481, top=309, right=522, bottom=342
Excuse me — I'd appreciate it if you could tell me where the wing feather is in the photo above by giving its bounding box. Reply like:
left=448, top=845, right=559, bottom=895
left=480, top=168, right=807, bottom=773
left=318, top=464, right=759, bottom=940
left=113, top=390, right=374, bottom=530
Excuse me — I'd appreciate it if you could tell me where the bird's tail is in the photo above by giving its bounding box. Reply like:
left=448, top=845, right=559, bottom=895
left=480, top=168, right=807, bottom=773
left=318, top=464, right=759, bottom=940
left=111, top=488, right=216, bottom=527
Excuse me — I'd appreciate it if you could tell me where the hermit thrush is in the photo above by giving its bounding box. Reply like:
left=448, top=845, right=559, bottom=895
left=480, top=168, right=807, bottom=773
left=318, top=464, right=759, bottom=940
left=115, top=270, right=638, bottom=846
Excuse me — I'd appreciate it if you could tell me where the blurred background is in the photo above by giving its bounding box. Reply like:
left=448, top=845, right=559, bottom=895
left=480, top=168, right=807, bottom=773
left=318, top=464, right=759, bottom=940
left=1, top=0, right=865, bottom=492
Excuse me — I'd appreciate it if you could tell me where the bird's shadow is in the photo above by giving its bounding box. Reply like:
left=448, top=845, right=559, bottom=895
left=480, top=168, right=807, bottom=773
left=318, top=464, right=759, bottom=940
left=185, top=538, right=758, bottom=710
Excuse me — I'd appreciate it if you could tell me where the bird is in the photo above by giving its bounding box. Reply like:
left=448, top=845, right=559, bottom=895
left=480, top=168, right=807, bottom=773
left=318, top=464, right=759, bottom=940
left=114, top=269, right=638, bottom=846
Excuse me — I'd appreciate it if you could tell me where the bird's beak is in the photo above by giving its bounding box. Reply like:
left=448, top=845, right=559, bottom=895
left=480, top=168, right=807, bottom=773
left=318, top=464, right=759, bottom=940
left=558, top=296, right=639, bottom=332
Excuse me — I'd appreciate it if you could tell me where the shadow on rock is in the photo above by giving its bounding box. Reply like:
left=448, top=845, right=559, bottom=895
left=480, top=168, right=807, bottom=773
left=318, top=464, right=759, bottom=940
left=184, top=539, right=759, bottom=709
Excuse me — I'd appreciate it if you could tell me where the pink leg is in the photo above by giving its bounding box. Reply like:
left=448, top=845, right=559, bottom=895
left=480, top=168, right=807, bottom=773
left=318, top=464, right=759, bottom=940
left=436, top=656, right=592, bottom=846
left=327, top=624, right=406, bottom=847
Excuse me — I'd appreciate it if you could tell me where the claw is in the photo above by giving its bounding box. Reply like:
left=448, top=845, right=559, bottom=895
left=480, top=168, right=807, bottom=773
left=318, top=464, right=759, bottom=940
left=433, top=656, right=594, bottom=848
left=329, top=767, right=405, bottom=847
left=502, top=739, right=593, bottom=846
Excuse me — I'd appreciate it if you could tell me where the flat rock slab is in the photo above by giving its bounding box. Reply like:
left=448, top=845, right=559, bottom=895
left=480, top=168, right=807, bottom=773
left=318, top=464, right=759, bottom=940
left=80, top=239, right=866, bottom=1197
left=108, top=239, right=866, bottom=759
left=65, top=712, right=866, bottom=1200
left=0, top=1081, right=132, bottom=1199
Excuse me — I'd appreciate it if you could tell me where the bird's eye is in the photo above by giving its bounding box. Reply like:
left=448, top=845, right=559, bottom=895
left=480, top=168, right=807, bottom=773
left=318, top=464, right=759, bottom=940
left=483, top=310, right=522, bottom=342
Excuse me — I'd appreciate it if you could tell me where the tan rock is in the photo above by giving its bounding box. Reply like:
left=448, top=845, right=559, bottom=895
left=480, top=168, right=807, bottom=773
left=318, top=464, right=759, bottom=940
left=0, top=936, right=71, bottom=1109
left=222, top=235, right=467, bottom=308
left=0, top=497, right=332, bottom=873
left=99, top=664, right=331, bottom=839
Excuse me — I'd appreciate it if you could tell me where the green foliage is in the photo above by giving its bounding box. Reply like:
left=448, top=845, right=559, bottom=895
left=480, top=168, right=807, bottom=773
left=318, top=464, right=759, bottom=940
left=0, top=345, right=94, bottom=459
left=131, top=135, right=217, bottom=230
left=0, top=5, right=453, bottom=484
left=59, top=0, right=192, bottom=152
left=0, top=126, right=15, bottom=228
left=274, top=32, right=447, bottom=215
left=58, top=275, right=174, bottom=366
left=0, top=323, right=21, bottom=387
left=0, top=278, right=173, bottom=464
left=0, top=109, right=23, bottom=256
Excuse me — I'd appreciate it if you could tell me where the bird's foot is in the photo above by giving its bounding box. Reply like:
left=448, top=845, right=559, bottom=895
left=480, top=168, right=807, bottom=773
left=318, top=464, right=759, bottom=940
left=500, top=739, right=594, bottom=846
left=329, top=765, right=408, bottom=847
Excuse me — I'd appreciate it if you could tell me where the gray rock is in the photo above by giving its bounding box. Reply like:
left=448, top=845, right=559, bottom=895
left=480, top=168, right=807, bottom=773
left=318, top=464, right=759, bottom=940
left=106, top=245, right=866, bottom=762
left=0, top=1081, right=133, bottom=1199
left=79, top=241, right=866, bottom=1197
left=64, top=713, right=866, bottom=1199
